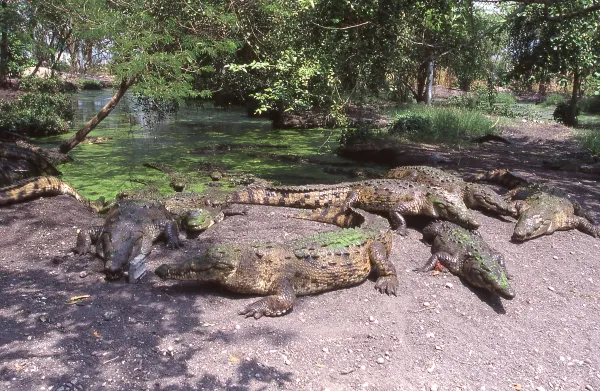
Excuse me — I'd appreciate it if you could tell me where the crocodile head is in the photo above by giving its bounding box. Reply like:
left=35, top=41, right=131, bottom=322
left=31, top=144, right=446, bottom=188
left=512, top=212, right=552, bottom=241
left=463, top=184, right=518, bottom=217
left=155, top=245, right=238, bottom=281
left=429, top=190, right=480, bottom=230
left=101, top=231, right=143, bottom=280
left=462, top=252, right=515, bottom=300
left=182, top=209, right=215, bottom=232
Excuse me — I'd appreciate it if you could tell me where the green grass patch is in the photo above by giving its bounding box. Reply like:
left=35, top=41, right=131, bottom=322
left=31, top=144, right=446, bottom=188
left=77, top=79, right=105, bottom=90
left=388, top=106, right=496, bottom=144
left=577, top=129, right=600, bottom=155
left=540, top=93, right=567, bottom=107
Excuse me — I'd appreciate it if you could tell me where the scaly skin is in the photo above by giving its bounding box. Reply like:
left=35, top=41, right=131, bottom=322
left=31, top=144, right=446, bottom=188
left=469, top=169, right=599, bottom=240
left=384, top=166, right=517, bottom=217
left=228, top=179, right=479, bottom=234
left=0, top=176, right=102, bottom=211
left=75, top=200, right=180, bottom=279
left=510, top=188, right=599, bottom=241
left=155, top=209, right=398, bottom=319
left=419, top=220, right=515, bottom=300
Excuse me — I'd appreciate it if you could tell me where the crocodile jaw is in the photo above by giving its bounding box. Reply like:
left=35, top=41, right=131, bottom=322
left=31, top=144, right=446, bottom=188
left=463, top=259, right=515, bottom=300
left=512, top=214, right=550, bottom=241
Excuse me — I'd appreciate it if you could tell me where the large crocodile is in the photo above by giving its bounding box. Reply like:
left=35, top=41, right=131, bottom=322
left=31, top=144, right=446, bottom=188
left=155, top=209, right=398, bottom=318
left=384, top=166, right=517, bottom=217
left=75, top=200, right=181, bottom=280
left=0, top=176, right=100, bottom=211
left=467, top=169, right=599, bottom=241
left=417, top=220, right=515, bottom=299
left=228, top=179, right=479, bottom=235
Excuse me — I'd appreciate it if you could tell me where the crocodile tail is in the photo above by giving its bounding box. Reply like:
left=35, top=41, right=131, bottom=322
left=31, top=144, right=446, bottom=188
left=464, top=169, right=530, bottom=189
left=0, top=176, right=85, bottom=206
left=227, top=185, right=351, bottom=208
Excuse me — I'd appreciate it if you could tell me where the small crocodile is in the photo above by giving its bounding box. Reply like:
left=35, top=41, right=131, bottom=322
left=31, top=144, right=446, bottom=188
left=467, top=169, right=598, bottom=240
left=228, top=179, right=479, bottom=234
left=75, top=200, right=180, bottom=279
left=155, top=209, right=398, bottom=318
left=384, top=166, right=517, bottom=217
left=0, top=176, right=101, bottom=211
left=418, top=220, right=515, bottom=300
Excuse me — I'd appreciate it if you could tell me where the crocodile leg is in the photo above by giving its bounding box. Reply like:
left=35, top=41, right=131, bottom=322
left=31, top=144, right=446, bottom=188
left=417, top=252, right=459, bottom=275
left=368, top=241, right=398, bottom=295
left=156, top=220, right=181, bottom=249
left=74, top=226, right=104, bottom=255
left=238, top=278, right=296, bottom=319
left=574, top=217, right=600, bottom=238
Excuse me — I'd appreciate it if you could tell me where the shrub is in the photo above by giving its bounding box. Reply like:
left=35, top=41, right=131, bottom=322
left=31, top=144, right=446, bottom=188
left=78, top=79, right=105, bottom=90
left=495, top=92, right=517, bottom=105
left=541, top=93, right=567, bottom=107
left=19, top=76, right=64, bottom=93
left=580, top=95, right=600, bottom=114
left=553, top=102, right=580, bottom=126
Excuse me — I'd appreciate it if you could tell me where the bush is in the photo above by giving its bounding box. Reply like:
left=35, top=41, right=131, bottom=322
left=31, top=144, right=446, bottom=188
left=495, top=92, right=517, bottom=105
left=553, top=102, right=580, bottom=126
left=388, top=107, right=496, bottom=144
left=0, top=76, right=74, bottom=136
left=78, top=79, right=105, bottom=90
left=580, top=95, right=600, bottom=114
left=541, top=93, right=566, bottom=107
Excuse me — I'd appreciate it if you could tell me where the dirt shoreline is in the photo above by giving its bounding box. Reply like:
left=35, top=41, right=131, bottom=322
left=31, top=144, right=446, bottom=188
left=1, top=121, right=599, bottom=391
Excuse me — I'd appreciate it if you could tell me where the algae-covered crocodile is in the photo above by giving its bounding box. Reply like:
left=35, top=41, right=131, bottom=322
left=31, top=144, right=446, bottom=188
left=384, top=166, right=517, bottom=217
left=75, top=200, right=181, bottom=280
left=418, top=220, right=515, bottom=299
left=228, top=179, right=479, bottom=234
left=155, top=208, right=398, bottom=318
left=467, top=169, right=598, bottom=241
left=0, top=176, right=101, bottom=211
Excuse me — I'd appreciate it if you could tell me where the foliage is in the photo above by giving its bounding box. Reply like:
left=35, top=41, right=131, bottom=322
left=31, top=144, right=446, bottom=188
left=540, top=93, right=567, bottom=107
left=577, top=130, right=600, bottom=155
left=0, top=76, right=73, bottom=136
left=553, top=102, right=580, bottom=126
left=77, top=79, right=104, bottom=90
left=387, top=107, right=496, bottom=144
left=443, top=85, right=537, bottom=120
left=580, top=95, right=600, bottom=114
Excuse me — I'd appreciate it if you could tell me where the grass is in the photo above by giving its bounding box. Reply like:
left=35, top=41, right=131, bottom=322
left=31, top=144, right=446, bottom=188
left=387, top=106, right=497, bottom=144
left=576, top=129, right=600, bottom=155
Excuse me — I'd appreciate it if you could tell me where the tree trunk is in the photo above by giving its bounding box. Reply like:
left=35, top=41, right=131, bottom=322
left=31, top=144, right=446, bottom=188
left=0, top=0, right=9, bottom=84
left=415, top=63, right=427, bottom=103
left=568, top=69, right=580, bottom=126
left=58, top=75, right=137, bottom=153
left=425, top=56, right=435, bottom=105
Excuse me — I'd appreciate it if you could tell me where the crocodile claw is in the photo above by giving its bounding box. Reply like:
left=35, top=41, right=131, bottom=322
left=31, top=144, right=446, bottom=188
left=375, top=276, right=398, bottom=296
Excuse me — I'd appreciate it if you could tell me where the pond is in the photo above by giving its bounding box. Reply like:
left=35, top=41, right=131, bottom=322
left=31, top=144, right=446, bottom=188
left=39, top=91, right=380, bottom=200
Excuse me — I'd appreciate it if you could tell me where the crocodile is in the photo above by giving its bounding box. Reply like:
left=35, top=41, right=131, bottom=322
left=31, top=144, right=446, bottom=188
left=467, top=169, right=598, bottom=240
left=155, top=208, right=398, bottom=318
left=508, top=185, right=599, bottom=241
left=384, top=166, right=517, bottom=217
left=417, top=220, right=515, bottom=300
left=75, top=199, right=181, bottom=280
left=228, top=179, right=479, bottom=234
left=0, top=176, right=101, bottom=211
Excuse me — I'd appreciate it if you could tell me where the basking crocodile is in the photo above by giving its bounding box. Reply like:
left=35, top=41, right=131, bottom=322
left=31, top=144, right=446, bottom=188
left=384, top=166, right=517, bottom=217
left=0, top=176, right=101, bottom=211
left=155, top=209, right=398, bottom=318
left=228, top=179, right=479, bottom=234
left=75, top=200, right=181, bottom=280
left=508, top=185, right=599, bottom=241
left=418, top=220, right=515, bottom=299
left=467, top=169, right=598, bottom=241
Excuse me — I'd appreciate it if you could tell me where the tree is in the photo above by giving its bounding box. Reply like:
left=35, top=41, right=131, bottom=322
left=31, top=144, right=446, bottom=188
left=506, top=0, right=600, bottom=125
left=53, top=0, right=239, bottom=153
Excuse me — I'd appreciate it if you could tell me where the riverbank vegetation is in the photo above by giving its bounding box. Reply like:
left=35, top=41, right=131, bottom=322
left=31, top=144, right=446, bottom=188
left=0, top=1, right=598, bottom=153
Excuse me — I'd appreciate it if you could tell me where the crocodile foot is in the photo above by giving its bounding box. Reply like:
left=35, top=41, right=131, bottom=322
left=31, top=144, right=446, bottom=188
left=238, top=294, right=295, bottom=319
left=374, top=276, right=398, bottom=296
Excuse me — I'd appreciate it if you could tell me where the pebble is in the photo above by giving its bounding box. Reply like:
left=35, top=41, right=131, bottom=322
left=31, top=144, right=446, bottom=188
left=585, top=385, right=594, bottom=391
left=369, top=316, right=375, bottom=322
left=430, top=384, right=439, bottom=391
left=548, top=286, right=555, bottom=292
left=445, top=282, right=453, bottom=288
left=423, top=302, right=431, bottom=307
left=435, top=345, right=443, bottom=351
left=536, top=387, right=546, bottom=391
left=79, top=271, right=88, bottom=278
left=376, top=357, right=385, bottom=364
left=322, top=347, right=329, bottom=353
left=103, top=312, right=114, bottom=321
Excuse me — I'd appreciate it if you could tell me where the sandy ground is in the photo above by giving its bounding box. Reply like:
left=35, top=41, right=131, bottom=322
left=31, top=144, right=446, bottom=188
left=1, top=121, right=599, bottom=391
